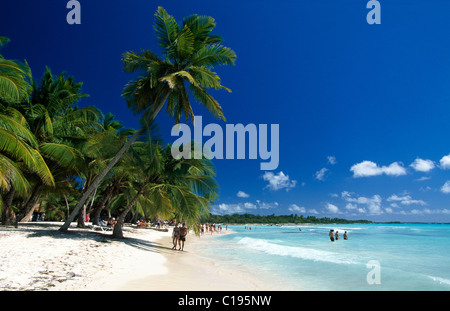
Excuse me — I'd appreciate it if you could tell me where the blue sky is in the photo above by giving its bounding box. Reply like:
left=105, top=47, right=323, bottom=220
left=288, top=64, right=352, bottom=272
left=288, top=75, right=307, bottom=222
left=1, top=0, right=450, bottom=222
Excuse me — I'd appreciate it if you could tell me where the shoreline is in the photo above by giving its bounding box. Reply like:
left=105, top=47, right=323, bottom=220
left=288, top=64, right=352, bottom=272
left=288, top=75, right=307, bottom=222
left=0, top=222, right=281, bottom=291
left=117, top=228, right=280, bottom=291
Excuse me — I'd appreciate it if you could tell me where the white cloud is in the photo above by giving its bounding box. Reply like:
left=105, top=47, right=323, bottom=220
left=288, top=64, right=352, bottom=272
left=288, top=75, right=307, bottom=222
left=341, top=191, right=383, bottom=215
left=263, top=171, right=297, bottom=191
left=441, top=181, right=450, bottom=194
left=212, top=200, right=278, bottom=215
left=387, top=194, right=427, bottom=206
left=327, top=156, right=337, bottom=165
left=410, top=158, right=435, bottom=172
left=325, top=203, right=340, bottom=214
left=288, top=204, right=306, bottom=213
left=314, top=168, right=328, bottom=181
left=399, top=208, right=450, bottom=215
left=244, top=202, right=257, bottom=209
left=440, top=154, right=450, bottom=169
left=212, top=203, right=248, bottom=215
left=415, top=176, right=431, bottom=182
left=236, top=191, right=250, bottom=198
left=350, top=161, right=407, bottom=178
left=256, top=200, right=279, bottom=209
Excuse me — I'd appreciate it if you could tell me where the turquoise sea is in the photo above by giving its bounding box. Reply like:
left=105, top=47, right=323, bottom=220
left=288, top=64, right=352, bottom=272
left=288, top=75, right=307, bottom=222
left=195, top=224, right=450, bottom=290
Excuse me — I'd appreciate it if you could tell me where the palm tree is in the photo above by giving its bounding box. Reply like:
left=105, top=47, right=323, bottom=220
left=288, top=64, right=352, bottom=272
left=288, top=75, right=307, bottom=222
left=88, top=113, right=136, bottom=225
left=0, top=36, right=32, bottom=103
left=60, top=7, right=235, bottom=232
left=8, top=68, right=92, bottom=224
left=0, top=106, right=54, bottom=224
left=111, top=141, right=218, bottom=239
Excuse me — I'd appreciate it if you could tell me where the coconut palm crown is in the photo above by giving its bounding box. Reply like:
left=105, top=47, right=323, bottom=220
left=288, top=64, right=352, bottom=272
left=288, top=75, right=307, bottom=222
left=122, top=6, right=236, bottom=125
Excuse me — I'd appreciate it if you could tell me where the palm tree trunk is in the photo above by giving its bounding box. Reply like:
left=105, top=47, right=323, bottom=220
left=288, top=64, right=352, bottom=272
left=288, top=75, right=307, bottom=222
left=91, top=186, right=114, bottom=226
left=2, top=188, right=16, bottom=225
left=19, top=194, right=41, bottom=223
left=77, top=203, right=87, bottom=228
left=59, top=93, right=169, bottom=232
left=112, top=186, right=145, bottom=239
left=64, top=194, right=70, bottom=220
left=77, top=184, right=98, bottom=228
left=19, top=183, right=43, bottom=223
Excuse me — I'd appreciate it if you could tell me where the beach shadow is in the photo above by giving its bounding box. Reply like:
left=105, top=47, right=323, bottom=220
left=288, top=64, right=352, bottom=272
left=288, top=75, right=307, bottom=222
left=4, top=223, right=175, bottom=255
left=116, top=236, right=174, bottom=255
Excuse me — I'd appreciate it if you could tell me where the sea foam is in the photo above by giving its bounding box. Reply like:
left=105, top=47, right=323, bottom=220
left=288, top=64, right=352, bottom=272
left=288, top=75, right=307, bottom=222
left=237, top=237, right=359, bottom=265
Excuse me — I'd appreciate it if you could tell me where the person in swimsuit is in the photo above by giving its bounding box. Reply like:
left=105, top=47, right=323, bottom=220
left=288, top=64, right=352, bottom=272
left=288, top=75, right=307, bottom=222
left=178, top=223, right=188, bottom=251
left=335, top=230, right=339, bottom=240
left=329, top=229, right=335, bottom=242
left=343, top=231, right=348, bottom=240
left=172, top=224, right=180, bottom=250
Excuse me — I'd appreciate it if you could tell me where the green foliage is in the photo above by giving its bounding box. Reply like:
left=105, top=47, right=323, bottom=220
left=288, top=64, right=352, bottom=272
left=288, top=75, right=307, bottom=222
left=0, top=37, right=32, bottom=103
left=0, top=6, right=231, bottom=229
left=122, top=6, right=236, bottom=125
left=201, top=213, right=374, bottom=225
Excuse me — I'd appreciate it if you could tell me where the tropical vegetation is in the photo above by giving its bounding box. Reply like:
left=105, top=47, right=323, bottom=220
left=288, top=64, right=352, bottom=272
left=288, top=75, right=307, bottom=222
left=201, top=213, right=374, bottom=225
left=0, top=6, right=235, bottom=238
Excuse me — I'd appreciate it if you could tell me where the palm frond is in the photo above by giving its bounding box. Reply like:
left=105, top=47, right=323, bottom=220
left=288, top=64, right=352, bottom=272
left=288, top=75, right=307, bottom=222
left=122, top=49, right=162, bottom=73
left=0, top=154, right=30, bottom=195
left=0, top=113, right=37, bottom=147
left=0, top=57, right=32, bottom=102
left=154, top=6, right=180, bottom=56
left=188, top=66, right=231, bottom=92
left=188, top=84, right=225, bottom=121
left=40, top=142, right=84, bottom=169
left=190, top=43, right=236, bottom=68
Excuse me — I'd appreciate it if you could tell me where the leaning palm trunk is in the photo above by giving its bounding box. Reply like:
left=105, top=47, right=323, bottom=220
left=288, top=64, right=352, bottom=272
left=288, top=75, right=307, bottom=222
left=2, top=188, right=16, bottom=225
left=20, top=196, right=41, bottom=223
left=77, top=184, right=98, bottom=228
left=59, top=94, right=168, bottom=232
left=91, top=186, right=114, bottom=226
left=77, top=203, right=87, bottom=228
left=18, top=182, right=42, bottom=223
left=112, top=186, right=145, bottom=239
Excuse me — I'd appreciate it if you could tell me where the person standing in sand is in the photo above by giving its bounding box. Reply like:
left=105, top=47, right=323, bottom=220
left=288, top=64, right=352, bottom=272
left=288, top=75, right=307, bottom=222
left=178, top=223, right=188, bottom=251
left=172, top=224, right=180, bottom=250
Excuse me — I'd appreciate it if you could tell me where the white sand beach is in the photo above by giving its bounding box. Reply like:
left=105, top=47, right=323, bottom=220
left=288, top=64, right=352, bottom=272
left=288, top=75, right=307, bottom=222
left=0, top=222, right=275, bottom=291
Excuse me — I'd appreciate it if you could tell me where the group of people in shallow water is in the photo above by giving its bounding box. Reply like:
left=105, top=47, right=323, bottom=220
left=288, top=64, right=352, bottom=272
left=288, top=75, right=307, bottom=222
left=329, top=229, right=348, bottom=242
left=199, top=223, right=226, bottom=235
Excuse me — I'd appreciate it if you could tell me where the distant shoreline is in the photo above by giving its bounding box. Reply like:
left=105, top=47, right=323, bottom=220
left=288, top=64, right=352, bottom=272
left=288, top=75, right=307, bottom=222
left=201, top=214, right=450, bottom=225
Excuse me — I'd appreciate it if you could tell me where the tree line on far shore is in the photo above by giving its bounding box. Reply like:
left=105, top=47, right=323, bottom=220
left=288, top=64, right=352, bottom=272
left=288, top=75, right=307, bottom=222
left=201, top=213, right=374, bottom=225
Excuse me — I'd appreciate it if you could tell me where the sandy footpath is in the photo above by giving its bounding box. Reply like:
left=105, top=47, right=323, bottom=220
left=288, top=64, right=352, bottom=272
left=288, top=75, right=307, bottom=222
left=0, top=222, right=276, bottom=291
